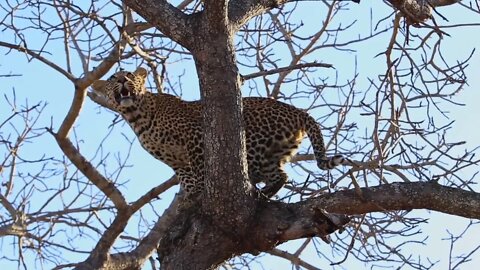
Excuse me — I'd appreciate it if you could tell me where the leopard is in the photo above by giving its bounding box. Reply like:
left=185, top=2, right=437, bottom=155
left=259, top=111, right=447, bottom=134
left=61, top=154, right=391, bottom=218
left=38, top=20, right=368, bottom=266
left=90, top=67, right=344, bottom=203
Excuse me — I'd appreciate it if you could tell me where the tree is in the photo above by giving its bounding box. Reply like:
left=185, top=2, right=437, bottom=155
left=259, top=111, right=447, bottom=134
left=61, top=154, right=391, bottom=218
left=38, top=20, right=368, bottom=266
left=1, top=0, right=480, bottom=269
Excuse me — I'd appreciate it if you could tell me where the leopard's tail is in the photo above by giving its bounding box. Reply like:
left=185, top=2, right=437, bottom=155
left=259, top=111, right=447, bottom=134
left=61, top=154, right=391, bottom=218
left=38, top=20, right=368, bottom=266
left=304, top=113, right=344, bottom=170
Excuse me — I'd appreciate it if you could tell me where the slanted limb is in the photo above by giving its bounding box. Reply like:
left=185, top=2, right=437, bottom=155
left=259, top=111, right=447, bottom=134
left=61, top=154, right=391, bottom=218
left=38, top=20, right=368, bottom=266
left=315, top=181, right=480, bottom=219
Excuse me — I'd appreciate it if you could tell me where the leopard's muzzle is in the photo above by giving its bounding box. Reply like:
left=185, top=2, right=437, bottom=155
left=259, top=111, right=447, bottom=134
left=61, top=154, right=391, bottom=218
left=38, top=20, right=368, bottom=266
left=115, top=85, right=135, bottom=107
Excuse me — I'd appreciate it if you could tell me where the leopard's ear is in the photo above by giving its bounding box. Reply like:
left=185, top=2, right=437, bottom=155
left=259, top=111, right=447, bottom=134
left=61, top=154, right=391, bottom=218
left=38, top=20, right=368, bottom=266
left=134, top=67, right=148, bottom=78
left=91, top=80, right=107, bottom=94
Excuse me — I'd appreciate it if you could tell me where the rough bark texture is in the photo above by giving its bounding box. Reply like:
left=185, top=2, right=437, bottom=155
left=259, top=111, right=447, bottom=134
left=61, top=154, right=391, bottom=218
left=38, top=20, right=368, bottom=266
left=157, top=198, right=350, bottom=270
left=192, top=1, right=255, bottom=227
left=122, top=0, right=195, bottom=48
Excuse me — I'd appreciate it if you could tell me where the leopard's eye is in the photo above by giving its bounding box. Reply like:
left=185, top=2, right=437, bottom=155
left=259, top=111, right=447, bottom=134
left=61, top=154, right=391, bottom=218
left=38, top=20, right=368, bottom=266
left=108, top=74, right=118, bottom=80
left=124, top=72, right=136, bottom=81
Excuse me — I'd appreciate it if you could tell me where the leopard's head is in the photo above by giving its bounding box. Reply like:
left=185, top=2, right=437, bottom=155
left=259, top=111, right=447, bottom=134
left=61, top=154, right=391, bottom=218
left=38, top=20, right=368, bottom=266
left=91, top=67, right=148, bottom=109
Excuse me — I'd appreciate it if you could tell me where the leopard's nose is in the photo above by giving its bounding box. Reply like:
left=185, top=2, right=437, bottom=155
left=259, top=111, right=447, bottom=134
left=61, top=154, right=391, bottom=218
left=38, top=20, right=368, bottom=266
left=117, top=75, right=127, bottom=83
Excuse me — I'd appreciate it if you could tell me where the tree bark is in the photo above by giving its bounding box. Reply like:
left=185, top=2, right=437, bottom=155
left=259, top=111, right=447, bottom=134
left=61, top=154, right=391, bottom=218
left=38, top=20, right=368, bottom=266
left=158, top=198, right=350, bottom=270
left=156, top=181, right=480, bottom=270
left=191, top=1, right=256, bottom=227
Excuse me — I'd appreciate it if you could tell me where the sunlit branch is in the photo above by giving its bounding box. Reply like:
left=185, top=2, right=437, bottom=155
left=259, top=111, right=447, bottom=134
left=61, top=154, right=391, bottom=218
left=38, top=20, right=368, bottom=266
left=267, top=248, right=321, bottom=270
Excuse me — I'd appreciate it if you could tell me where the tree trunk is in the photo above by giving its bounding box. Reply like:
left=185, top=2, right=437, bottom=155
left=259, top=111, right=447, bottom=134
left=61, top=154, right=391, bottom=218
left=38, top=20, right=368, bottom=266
left=157, top=2, right=258, bottom=269
left=192, top=3, right=256, bottom=228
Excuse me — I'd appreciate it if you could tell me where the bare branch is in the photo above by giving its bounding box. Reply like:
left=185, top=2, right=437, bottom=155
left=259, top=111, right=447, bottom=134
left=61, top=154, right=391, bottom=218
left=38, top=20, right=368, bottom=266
left=0, top=41, right=76, bottom=82
left=51, top=132, right=128, bottom=210
left=130, top=176, right=179, bottom=212
left=267, top=248, right=322, bottom=270
left=242, top=62, right=333, bottom=81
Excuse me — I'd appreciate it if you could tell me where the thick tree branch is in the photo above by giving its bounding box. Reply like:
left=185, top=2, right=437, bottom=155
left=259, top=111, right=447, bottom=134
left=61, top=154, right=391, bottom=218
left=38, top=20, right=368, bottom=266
left=0, top=193, right=17, bottom=218
left=250, top=200, right=350, bottom=252
left=195, top=181, right=480, bottom=262
left=229, top=0, right=291, bottom=30
left=123, top=0, right=195, bottom=49
left=315, top=181, right=480, bottom=219
left=81, top=193, right=182, bottom=270
left=157, top=194, right=350, bottom=269
left=431, top=0, right=461, bottom=6
left=226, top=182, right=480, bottom=257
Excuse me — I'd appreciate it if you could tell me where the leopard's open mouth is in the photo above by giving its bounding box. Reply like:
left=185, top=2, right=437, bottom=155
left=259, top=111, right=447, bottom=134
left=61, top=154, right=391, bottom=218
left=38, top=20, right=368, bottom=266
left=120, top=86, right=132, bottom=99
left=115, top=86, right=135, bottom=106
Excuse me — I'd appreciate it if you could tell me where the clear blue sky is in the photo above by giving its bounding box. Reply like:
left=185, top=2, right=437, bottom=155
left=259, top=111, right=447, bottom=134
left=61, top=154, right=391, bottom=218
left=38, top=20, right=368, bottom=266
left=1, top=1, right=479, bottom=269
